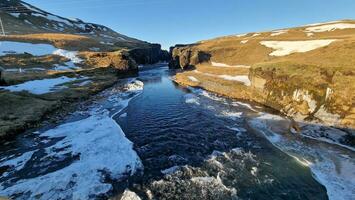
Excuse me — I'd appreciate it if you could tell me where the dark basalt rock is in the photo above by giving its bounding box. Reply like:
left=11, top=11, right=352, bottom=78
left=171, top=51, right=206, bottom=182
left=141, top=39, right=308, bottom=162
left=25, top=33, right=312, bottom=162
left=129, top=44, right=170, bottom=65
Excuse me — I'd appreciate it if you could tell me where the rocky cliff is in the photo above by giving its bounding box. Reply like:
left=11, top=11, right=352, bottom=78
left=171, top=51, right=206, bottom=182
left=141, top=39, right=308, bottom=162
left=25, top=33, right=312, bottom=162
left=170, top=20, right=355, bottom=129
left=130, top=44, right=170, bottom=65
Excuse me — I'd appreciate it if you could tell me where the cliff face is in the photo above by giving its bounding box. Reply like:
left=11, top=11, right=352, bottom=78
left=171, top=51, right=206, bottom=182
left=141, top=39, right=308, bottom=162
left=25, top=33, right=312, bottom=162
left=129, top=44, right=170, bottom=65
left=170, top=20, right=355, bottom=129
left=169, top=45, right=210, bottom=69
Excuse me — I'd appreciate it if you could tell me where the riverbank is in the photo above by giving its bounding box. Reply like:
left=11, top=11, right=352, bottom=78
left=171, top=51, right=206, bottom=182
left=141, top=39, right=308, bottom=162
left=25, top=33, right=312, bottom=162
left=0, top=36, right=168, bottom=138
left=0, top=78, right=144, bottom=199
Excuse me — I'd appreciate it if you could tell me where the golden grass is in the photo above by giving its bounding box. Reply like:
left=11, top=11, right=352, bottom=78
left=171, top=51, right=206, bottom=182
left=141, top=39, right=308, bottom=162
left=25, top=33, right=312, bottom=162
left=0, top=33, right=89, bottom=41
left=0, top=33, right=101, bottom=51
left=174, top=20, right=355, bottom=128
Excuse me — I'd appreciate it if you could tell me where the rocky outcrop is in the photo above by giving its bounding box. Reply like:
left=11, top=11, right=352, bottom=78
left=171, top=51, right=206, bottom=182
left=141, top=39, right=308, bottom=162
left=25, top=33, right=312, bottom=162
left=169, top=45, right=211, bottom=69
left=81, top=51, right=138, bottom=73
left=129, top=44, right=170, bottom=65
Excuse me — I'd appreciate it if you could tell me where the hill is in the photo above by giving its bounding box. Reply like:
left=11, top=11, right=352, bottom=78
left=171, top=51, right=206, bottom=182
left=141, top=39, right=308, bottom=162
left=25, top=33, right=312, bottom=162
left=170, top=20, right=355, bottom=129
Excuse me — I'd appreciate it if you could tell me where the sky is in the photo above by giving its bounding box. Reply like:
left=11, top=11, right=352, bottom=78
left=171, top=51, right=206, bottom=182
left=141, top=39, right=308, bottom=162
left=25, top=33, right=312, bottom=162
left=26, top=0, right=355, bottom=49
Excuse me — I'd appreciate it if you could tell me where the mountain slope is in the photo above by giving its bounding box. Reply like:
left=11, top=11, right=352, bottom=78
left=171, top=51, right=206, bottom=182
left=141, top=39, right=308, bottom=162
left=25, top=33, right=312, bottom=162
left=170, top=20, right=355, bottom=129
left=0, top=0, right=145, bottom=48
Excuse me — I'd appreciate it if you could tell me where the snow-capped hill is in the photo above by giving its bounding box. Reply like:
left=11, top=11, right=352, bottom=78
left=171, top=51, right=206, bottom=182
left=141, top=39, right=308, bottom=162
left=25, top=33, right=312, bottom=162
left=0, top=0, right=139, bottom=43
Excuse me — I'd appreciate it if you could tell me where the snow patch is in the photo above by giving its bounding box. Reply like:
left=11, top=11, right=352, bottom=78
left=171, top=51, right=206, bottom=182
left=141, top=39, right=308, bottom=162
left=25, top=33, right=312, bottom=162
left=161, top=166, right=180, bottom=175
left=270, top=30, right=288, bottom=36
left=218, top=75, right=251, bottom=86
left=304, top=21, right=342, bottom=27
left=0, top=76, right=86, bottom=95
left=120, top=190, right=141, bottom=200
left=0, top=151, right=34, bottom=173
left=211, top=62, right=250, bottom=68
left=292, top=89, right=318, bottom=113
left=235, top=33, right=247, bottom=37
left=249, top=113, right=355, bottom=200
left=194, top=70, right=251, bottom=86
left=53, top=49, right=83, bottom=63
left=305, top=23, right=355, bottom=32
left=0, top=79, right=144, bottom=199
left=0, top=41, right=57, bottom=56
left=251, top=33, right=261, bottom=37
left=188, top=76, right=199, bottom=82
left=260, top=40, right=337, bottom=56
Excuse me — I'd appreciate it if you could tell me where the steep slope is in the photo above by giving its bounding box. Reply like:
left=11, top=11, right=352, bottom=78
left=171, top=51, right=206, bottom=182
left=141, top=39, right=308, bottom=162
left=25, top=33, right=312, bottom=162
left=1, top=0, right=143, bottom=49
left=0, top=0, right=168, bottom=59
left=170, top=20, right=355, bottom=129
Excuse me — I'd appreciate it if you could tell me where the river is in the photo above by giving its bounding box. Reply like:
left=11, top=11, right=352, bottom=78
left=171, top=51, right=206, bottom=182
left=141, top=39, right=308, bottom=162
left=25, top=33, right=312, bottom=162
left=0, top=64, right=354, bottom=200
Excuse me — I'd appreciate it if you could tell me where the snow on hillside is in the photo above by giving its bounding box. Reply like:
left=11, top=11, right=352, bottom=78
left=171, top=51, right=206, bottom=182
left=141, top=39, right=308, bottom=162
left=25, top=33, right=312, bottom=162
left=188, top=76, right=199, bottom=82
left=260, top=40, right=337, bottom=56
left=0, top=41, right=83, bottom=70
left=194, top=70, right=251, bottom=86
left=212, top=62, right=250, bottom=68
left=305, top=23, right=355, bottom=32
left=0, top=76, right=88, bottom=94
left=219, top=75, right=251, bottom=86
left=53, top=49, right=83, bottom=64
left=304, top=21, right=342, bottom=27
left=270, top=30, right=288, bottom=36
left=0, top=1, right=130, bottom=41
left=0, top=41, right=57, bottom=56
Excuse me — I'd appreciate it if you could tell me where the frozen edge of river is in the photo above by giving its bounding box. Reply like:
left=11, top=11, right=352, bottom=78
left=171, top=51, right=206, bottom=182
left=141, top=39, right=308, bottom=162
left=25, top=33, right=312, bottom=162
left=0, top=79, right=144, bottom=200
left=186, top=87, right=355, bottom=200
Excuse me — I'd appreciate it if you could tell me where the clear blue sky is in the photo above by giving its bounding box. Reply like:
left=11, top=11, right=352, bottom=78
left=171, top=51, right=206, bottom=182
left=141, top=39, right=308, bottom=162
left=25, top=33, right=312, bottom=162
left=26, top=0, right=355, bottom=49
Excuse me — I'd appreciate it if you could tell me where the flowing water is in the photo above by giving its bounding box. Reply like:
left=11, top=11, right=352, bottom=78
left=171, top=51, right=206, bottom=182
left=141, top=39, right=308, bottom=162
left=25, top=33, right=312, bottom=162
left=1, top=64, right=354, bottom=200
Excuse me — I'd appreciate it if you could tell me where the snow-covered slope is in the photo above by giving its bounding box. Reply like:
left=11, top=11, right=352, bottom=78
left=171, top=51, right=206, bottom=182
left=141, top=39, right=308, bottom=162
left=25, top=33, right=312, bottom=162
left=0, top=0, right=141, bottom=44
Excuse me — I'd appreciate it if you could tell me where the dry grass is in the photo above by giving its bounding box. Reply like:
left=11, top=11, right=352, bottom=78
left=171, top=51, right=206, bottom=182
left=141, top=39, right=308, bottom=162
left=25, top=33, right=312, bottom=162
left=0, top=33, right=101, bottom=51
left=0, top=67, right=127, bottom=137
left=0, top=54, right=68, bottom=68
left=1, top=33, right=89, bottom=41
left=174, top=20, right=355, bottom=128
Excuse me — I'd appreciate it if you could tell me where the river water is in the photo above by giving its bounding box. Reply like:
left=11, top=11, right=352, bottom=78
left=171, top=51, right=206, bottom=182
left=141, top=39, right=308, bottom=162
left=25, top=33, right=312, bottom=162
left=0, top=64, right=354, bottom=200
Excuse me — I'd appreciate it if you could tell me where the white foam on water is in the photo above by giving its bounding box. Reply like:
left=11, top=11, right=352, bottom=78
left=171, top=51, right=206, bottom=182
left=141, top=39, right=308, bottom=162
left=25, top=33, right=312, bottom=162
left=184, top=93, right=200, bottom=105
left=120, top=190, right=141, bottom=200
left=161, top=166, right=180, bottom=175
left=220, top=111, right=243, bottom=120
